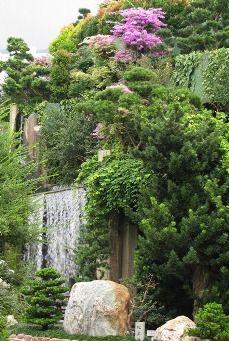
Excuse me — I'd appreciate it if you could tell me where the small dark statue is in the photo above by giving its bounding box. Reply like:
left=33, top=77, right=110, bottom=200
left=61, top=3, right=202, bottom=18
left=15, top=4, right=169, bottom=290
left=23, top=268, right=68, bottom=330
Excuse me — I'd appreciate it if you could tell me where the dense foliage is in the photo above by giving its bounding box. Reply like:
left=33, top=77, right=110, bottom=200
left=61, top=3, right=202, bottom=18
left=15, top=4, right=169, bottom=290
left=40, top=100, right=98, bottom=185
left=0, top=122, right=36, bottom=252
left=77, top=154, right=153, bottom=279
left=23, top=268, right=68, bottom=330
left=173, top=48, right=229, bottom=111
left=0, top=0, right=228, bottom=333
left=188, top=303, right=229, bottom=340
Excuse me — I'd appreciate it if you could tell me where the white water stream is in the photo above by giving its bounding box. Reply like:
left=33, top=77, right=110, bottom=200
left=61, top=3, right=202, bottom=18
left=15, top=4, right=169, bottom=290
left=25, top=187, right=86, bottom=281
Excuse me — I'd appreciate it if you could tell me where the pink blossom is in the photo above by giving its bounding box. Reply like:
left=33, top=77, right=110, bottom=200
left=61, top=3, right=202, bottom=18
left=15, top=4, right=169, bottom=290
left=114, top=49, right=136, bottom=62
left=112, top=8, right=166, bottom=53
left=108, top=83, right=133, bottom=93
left=33, top=56, right=51, bottom=66
left=85, top=34, right=115, bottom=49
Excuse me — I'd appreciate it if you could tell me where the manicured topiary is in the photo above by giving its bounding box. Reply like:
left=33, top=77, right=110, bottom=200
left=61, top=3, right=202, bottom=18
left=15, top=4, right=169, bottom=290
left=23, top=268, right=68, bottom=330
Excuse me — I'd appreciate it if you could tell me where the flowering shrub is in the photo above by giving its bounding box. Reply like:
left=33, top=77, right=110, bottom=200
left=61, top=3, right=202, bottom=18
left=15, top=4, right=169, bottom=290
left=86, top=34, right=115, bottom=49
left=84, top=34, right=116, bottom=61
left=85, top=8, right=166, bottom=63
left=112, top=7, right=166, bottom=61
left=114, top=49, right=136, bottom=62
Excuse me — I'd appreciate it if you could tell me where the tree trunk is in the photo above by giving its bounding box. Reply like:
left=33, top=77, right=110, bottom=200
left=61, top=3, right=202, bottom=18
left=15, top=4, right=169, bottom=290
left=192, top=265, right=207, bottom=315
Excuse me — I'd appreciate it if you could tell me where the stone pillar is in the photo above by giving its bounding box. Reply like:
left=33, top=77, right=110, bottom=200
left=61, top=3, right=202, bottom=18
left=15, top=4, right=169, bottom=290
left=10, top=104, right=19, bottom=131
left=23, top=113, right=41, bottom=160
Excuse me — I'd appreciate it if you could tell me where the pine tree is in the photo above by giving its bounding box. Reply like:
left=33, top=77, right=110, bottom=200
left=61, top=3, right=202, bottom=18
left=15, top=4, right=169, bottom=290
left=0, top=37, right=50, bottom=105
left=23, top=268, right=68, bottom=330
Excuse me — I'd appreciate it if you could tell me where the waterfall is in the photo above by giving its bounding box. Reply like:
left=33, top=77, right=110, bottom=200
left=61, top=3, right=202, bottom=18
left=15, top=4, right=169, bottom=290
left=25, top=186, right=86, bottom=282
left=24, top=193, right=44, bottom=271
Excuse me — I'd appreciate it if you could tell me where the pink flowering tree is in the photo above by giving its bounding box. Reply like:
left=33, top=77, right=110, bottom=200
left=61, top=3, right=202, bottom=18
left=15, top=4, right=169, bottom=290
left=112, top=8, right=166, bottom=62
left=84, top=8, right=166, bottom=64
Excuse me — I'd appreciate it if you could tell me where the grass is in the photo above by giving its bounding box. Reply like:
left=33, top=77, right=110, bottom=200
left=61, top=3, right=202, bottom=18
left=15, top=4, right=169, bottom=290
left=10, top=324, right=134, bottom=341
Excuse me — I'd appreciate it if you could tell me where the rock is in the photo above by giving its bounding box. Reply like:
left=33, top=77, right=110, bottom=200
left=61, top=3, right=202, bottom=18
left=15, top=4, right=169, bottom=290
left=7, top=315, right=18, bottom=327
left=154, top=316, right=196, bottom=341
left=63, top=280, right=130, bottom=336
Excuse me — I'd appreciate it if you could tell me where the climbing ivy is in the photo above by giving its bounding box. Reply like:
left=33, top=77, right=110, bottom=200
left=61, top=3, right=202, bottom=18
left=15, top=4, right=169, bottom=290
left=76, top=153, right=153, bottom=279
left=173, top=48, right=229, bottom=111
left=172, top=52, right=202, bottom=88
left=203, top=48, right=229, bottom=110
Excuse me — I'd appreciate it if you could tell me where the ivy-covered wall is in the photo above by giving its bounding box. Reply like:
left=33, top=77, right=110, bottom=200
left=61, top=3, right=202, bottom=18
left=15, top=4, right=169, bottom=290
left=173, top=48, right=229, bottom=111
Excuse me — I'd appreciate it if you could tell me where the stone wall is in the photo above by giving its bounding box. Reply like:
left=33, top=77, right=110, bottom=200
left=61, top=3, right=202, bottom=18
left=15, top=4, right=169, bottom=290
left=9, top=334, right=78, bottom=341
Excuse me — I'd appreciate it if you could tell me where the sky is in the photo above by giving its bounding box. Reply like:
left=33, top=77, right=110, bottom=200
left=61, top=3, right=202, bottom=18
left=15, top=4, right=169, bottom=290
left=0, top=0, right=102, bottom=51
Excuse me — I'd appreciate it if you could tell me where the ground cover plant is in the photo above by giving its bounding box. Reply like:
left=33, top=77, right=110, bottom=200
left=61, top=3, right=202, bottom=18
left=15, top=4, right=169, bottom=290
left=11, top=324, right=134, bottom=341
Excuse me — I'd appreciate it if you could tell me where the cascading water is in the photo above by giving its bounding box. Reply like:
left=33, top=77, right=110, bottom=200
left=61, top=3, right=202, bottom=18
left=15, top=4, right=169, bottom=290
left=25, top=186, right=86, bottom=282
left=24, top=194, right=44, bottom=270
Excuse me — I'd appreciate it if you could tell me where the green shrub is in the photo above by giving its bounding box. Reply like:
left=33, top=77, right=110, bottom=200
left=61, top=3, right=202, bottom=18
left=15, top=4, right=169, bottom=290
left=188, top=303, right=229, bottom=340
left=0, top=282, right=19, bottom=316
left=124, top=67, right=157, bottom=98
left=124, top=66, right=156, bottom=82
left=0, top=121, right=36, bottom=251
left=0, top=315, right=8, bottom=341
left=68, top=70, right=95, bottom=98
left=40, top=100, right=98, bottom=185
left=23, top=268, right=68, bottom=330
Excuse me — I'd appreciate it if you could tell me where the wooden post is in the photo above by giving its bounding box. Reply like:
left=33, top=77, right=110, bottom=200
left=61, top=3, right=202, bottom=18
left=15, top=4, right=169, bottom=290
left=121, top=222, right=138, bottom=279
left=108, top=212, right=122, bottom=282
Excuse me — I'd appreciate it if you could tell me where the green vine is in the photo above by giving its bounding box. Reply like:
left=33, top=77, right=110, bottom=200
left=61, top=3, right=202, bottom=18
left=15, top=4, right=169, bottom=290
left=172, top=48, right=229, bottom=111
left=76, top=153, right=152, bottom=280
left=172, top=51, right=202, bottom=88
left=203, top=48, right=229, bottom=109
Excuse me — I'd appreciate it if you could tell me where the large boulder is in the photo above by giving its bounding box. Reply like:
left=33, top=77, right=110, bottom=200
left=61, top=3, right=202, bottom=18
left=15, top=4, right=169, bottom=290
left=154, top=316, right=196, bottom=341
left=63, top=280, right=130, bottom=336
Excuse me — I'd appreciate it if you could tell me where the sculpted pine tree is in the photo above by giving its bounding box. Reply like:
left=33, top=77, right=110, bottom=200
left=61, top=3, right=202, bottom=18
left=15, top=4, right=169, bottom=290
left=23, top=268, right=68, bottom=330
left=0, top=37, right=50, bottom=105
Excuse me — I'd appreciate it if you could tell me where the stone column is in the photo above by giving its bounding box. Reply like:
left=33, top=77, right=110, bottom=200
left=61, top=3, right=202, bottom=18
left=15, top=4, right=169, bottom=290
left=10, top=104, right=19, bottom=131
left=23, top=113, right=40, bottom=160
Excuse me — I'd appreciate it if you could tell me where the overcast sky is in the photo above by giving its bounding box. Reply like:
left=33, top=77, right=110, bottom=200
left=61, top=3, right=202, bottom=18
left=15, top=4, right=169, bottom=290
left=0, top=0, right=102, bottom=51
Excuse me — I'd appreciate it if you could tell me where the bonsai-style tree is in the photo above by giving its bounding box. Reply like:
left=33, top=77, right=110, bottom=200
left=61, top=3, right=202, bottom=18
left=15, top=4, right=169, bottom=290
left=75, top=8, right=91, bottom=24
left=79, top=8, right=91, bottom=18
left=23, top=268, right=68, bottom=330
left=0, top=37, right=50, bottom=105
